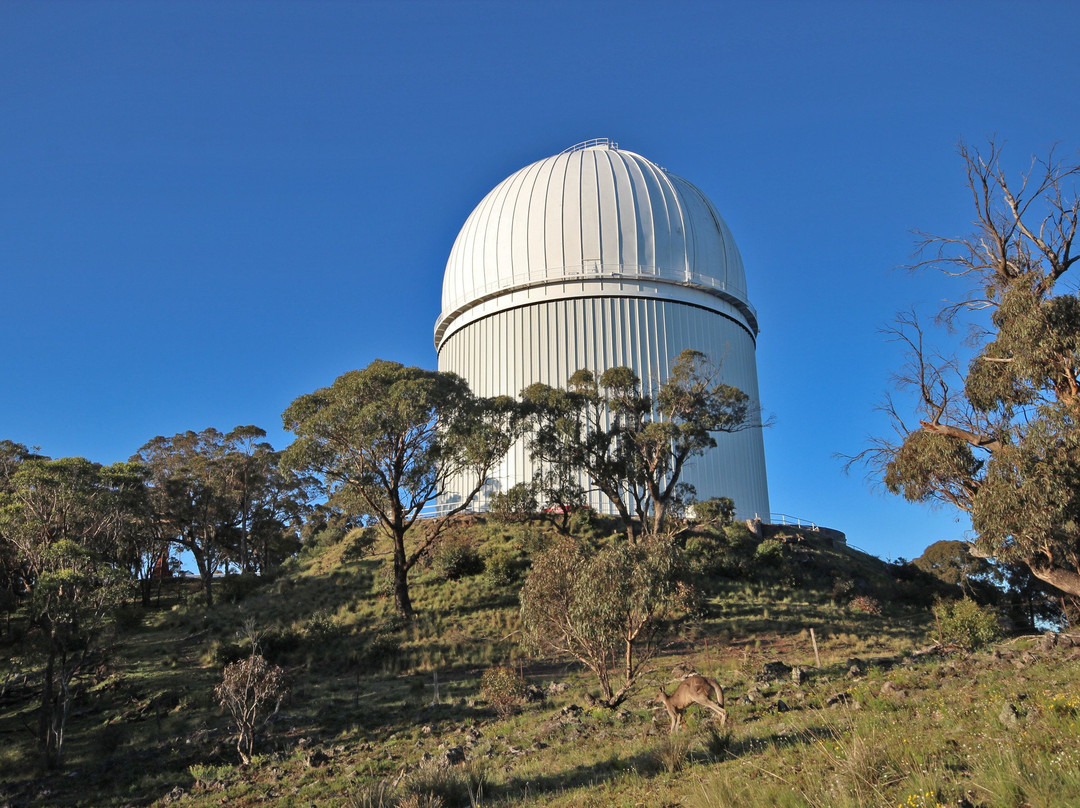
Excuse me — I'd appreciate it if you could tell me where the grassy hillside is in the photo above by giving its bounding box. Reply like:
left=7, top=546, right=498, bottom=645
left=2, top=517, right=1078, bottom=808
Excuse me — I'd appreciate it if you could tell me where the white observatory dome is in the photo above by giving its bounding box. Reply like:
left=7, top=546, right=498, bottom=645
left=436, top=139, right=757, bottom=348
left=436, top=139, right=769, bottom=520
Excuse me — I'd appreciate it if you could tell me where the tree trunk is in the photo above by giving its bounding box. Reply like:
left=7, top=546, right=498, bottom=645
left=38, top=645, right=56, bottom=769
left=190, top=547, right=215, bottom=608
left=392, top=531, right=414, bottom=619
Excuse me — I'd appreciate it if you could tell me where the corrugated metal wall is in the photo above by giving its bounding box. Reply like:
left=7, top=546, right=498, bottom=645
left=438, top=296, right=770, bottom=520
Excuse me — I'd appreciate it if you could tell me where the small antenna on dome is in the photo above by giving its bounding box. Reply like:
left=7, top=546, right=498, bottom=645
left=562, top=138, right=619, bottom=154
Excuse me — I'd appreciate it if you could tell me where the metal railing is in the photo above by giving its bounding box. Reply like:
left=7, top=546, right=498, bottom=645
left=767, top=513, right=819, bottom=531
left=561, top=138, right=618, bottom=153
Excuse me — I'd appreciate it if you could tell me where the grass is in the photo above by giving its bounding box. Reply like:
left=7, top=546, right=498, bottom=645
left=2, top=519, right=1079, bottom=807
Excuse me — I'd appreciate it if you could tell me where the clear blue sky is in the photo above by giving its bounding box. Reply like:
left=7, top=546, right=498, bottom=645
left=3, top=1, right=1078, bottom=562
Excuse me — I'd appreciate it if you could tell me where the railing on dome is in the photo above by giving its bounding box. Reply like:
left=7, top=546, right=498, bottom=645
left=562, top=138, right=619, bottom=153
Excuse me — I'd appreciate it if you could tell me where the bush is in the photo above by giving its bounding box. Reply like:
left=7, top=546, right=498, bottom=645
left=723, top=522, right=756, bottom=550
left=567, top=507, right=612, bottom=540
left=215, top=653, right=287, bottom=764
left=482, top=548, right=518, bottom=588
left=430, top=538, right=484, bottom=581
left=754, top=539, right=784, bottom=562
left=932, top=598, right=1002, bottom=649
left=480, top=665, right=527, bottom=716
left=693, top=497, right=735, bottom=527
left=219, top=572, right=264, bottom=603
left=489, top=483, right=538, bottom=523
left=849, top=595, right=883, bottom=615
left=685, top=533, right=741, bottom=577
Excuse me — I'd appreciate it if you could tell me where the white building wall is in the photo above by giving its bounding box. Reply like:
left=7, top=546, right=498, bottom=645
left=437, top=296, right=770, bottom=521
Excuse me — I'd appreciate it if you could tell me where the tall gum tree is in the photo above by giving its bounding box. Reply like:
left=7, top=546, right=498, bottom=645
left=281, top=360, right=514, bottom=619
left=522, top=349, right=753, bottom=541
left=856, top=140, right=1080, bottom=602
left=133, top=426, right=297, bottom=606
left=0, top=457, right=138, bottom=768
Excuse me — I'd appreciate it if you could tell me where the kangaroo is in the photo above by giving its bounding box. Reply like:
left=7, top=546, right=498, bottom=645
left=656, top=674, right=727, bottom=732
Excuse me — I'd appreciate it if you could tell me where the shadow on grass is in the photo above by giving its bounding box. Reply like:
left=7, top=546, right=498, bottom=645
left=488, top=720, right=844, bottom=803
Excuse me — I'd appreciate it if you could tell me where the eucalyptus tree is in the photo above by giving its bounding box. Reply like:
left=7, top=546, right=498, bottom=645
left=0, top=457, right=140, bottom=768
left=522, top=349, right=752, bottom=541
left=281, top=360, right=514, bottom=619
left=855, top=140, right=1080, bottom=601
left=133, top=426, right=298, bottom=606
left=0, top=440, right=43, bottom=632
left=520, top=534, right=687, bottom=707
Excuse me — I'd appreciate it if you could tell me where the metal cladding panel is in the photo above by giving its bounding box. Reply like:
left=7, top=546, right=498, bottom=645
left=439, top=143, right=751, bottom=343
left=438, top=297, right=770, bottom=521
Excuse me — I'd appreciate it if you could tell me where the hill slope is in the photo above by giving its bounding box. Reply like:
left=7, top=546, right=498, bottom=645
left=2, top=517, right=1078, bottom=808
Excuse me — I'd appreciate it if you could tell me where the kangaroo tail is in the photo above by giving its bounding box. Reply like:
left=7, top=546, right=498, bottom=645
left=707, top=677, right=725, bottom=707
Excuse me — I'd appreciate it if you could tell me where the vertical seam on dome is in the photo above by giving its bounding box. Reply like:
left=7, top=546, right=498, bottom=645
left=558, top=153, right=573, bottom=278
left=588, top=150, right=602, bottom=267
left=649, top=161, right=684, bottom=278
left=507, top=160, right=536, bottom=291
left=667, top=172, right=695, bottom=279
left=624, top=153, right=652, bottom=275
left=601, top=148, right=622, bottom=274
left=532, top=153, right=556, bottom=286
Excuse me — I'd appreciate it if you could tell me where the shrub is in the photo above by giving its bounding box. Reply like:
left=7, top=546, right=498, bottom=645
left=480, top=665, right=527, bottom=717
left=215, top=653, right=287, bottom=764
left=932, top=598, right=1001, bottom=649
left=489, top=483, right=538, bottom=523
left=304, top=608, right=346, bottom=643
left=520, top=535, right=686, bottom=707
left=219, top=572, right=264, bottom=602
left=430, top=538, right=485, bottom=581
left=693, top=497, right=735, bottom=527
left=754, top=539, right=784, bottom=562
left=567, top=507, right=611, bottom=540
left=365, top=631, right=402, bottom=671
left=723, top=522, right=756, bottom=550
left=685, top=533, right=741, bottom=577
left=849, top=595, right=883, bottom=615
left=482, top=548, right=518, bottom=588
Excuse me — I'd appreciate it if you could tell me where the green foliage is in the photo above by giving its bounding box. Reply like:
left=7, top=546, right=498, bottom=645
left=523, top=349, right=754, bottom=540
left=430, top=537, right=484, bottom=581
left=488, top=482, right=538, bottom=523
left=866, top=142, right=1080, bottom=599
left=912, top=540, right=992, bottom=590
left=481, top=547, right=518, bottom=588
left=0, top=456, right=140, bottom=768
left=566, top=506, right=611, bottom=540
left=480, top=664, right=527, bottom=716
left=754, top=539, right=784, bottom=563
left=932, top=598, right=1001, bottom=649
left=133, top=425, right=301, bottom=606
left=520, top=535, right=687, bottom=706
left=693, top=497, right=735, bottom=527
left=281, top=359, right=514, bottom=618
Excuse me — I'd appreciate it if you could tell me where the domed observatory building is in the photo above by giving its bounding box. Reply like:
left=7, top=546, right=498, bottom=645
left=435, top=139, right=769, bottom=520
